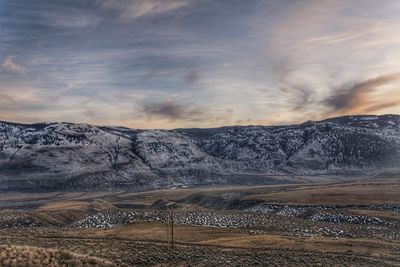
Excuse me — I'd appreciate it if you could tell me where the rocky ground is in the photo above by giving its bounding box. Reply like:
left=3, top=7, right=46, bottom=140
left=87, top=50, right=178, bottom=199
left=68, top=205, right=399, bottom=240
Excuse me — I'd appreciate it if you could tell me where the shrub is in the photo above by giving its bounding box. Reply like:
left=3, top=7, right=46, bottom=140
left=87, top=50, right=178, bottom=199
left=0, top=245, right=115, bottom=266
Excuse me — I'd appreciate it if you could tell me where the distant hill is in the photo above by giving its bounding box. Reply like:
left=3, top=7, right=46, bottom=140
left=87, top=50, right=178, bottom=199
left=0, top=115, right=399, bottom=191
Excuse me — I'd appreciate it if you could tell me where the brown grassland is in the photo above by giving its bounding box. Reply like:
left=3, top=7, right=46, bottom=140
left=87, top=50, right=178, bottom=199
left=0, top=177, right=399, bottom=266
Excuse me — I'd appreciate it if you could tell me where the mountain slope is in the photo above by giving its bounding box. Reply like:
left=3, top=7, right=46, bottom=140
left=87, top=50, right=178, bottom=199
left=0, top=115, right=399, bottom=191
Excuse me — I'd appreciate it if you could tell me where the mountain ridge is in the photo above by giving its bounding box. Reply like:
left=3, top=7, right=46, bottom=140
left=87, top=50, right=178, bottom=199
left=0, top=114, right=399, bottom=192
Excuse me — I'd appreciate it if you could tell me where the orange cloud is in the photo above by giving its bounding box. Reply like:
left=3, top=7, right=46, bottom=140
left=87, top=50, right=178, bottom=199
left=323, top=73, right=400, bottom=116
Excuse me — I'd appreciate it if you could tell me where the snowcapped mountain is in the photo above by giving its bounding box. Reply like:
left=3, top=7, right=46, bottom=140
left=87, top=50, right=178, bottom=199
left=0, top=115, right=399, bottom=191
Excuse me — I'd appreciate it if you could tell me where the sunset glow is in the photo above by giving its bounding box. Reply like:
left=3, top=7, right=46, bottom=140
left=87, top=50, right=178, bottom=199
left=1, top=0, right=400, bottom=128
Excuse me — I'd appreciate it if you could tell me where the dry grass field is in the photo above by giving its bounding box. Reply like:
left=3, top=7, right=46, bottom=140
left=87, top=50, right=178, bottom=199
left=0, top=244, right=115, bottom=266
left=70, top=222, right=399, bottom=258
left=0, top=178, right=399, bottom=266
left=243, top=179, right=400, bottom=205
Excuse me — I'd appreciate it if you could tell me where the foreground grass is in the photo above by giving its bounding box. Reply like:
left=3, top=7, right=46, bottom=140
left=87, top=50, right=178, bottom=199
left=0, top=245, right=115, bottom=267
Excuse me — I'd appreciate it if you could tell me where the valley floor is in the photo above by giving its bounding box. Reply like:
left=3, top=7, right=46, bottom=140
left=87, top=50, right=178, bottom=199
left=0, top=178, right=399, bottom=266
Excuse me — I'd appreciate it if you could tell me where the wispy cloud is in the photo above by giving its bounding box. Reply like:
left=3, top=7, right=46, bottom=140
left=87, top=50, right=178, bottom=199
left=141, top=100, right=204, bottom=121
left=102, top=0, right=193, bottom=19
left=1, top=57, right=23, bottom=73
left=39, top=11, right=101, bottom=29
left=323, top=73, right=400, bottom=115
left=183, top=70, right=200, bottom=84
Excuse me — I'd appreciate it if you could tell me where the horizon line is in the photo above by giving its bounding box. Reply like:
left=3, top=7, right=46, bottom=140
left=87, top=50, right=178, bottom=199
left=1, top=114, right=399, bottom=131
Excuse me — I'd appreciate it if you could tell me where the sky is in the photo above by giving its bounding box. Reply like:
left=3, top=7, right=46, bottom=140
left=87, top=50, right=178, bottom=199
left=1, top=0, right=400, bottom=129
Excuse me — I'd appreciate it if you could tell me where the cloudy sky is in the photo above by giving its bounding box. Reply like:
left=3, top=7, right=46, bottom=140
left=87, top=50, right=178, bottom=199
left=1, top=0, right=400, bottom=128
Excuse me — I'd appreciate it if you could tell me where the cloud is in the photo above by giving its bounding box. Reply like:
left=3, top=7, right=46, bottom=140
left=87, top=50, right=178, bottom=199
left=279, top=83, right=315, bottom=111
left=141, top=100, right=204, bottom=121
left=183, top=70, right=200, bottom=84
left=363, top=101, right=400, bottom=113
left=102, top=0, right=192, bottom=19
left=323, top=73, right=400, bottom=114
left=39, top=11, right=101, bottom=29
left=1, top=1, right=400, bottom=128
left=1, top=57, right=22, bottom=73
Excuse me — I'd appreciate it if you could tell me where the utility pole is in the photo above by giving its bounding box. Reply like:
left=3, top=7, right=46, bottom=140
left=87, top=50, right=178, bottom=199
left=166, top=201, right=175, bottom=250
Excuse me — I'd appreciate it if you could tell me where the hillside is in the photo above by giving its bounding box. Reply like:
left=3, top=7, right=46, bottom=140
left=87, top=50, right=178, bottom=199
left=0, top=115, right=399, bottom=191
